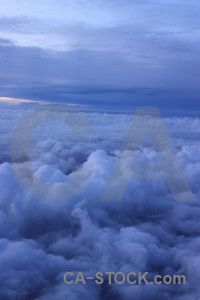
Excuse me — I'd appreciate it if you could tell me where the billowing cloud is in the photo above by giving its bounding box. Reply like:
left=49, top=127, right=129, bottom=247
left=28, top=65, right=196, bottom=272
left=0, top=105, right=200, bottom=299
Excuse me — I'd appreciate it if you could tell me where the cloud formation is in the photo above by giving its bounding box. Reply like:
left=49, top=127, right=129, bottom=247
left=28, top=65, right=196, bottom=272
left=0, top=105, right=200, bottom=299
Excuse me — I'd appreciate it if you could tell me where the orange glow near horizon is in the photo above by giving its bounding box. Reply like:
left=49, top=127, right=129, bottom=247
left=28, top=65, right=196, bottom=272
left=0, top=97, right=46, bottom=105
left=0, top=97, right=88, bottom=107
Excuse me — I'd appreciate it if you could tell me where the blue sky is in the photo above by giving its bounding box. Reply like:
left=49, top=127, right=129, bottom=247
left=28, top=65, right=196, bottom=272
left=0, top=0, right=200, bottom=111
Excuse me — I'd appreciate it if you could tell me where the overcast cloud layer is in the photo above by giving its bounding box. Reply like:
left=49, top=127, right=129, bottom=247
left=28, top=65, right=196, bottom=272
left=0, top=104, right=200, bottom=299
left=0, top=0, right=200, bottom=108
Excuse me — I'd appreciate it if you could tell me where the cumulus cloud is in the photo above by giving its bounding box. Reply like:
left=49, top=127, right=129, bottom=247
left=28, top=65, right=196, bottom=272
left=0, top=105, right=200, bottom=299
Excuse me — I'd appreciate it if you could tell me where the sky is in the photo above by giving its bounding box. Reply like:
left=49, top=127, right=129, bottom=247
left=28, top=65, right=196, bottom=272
left=0, top=0, right=200, bottom=111
left=1, top=2, right=200, bottom=299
